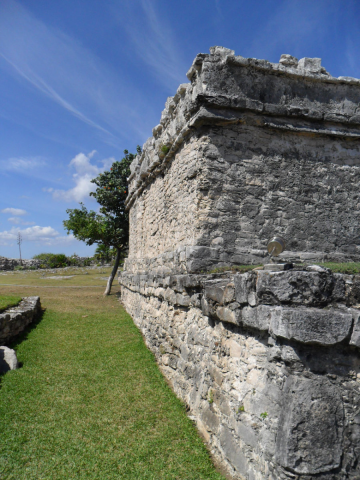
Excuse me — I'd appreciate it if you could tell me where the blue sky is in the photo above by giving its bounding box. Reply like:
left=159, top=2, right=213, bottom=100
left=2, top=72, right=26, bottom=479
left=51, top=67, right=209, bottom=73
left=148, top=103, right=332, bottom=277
left=0, top=0, right=359, bottom=258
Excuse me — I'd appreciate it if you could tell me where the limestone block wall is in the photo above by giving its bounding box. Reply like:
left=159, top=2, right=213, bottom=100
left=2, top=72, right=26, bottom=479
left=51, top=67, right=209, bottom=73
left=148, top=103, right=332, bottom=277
left=125, top=46, right=360, bottom=273
left=0, top=297, right=41, bottom=345
left=128, top=135, right=206, bottom=261
left=120, top=267, right=360, bottom=479
left=194, top=122, right=360, bottom=267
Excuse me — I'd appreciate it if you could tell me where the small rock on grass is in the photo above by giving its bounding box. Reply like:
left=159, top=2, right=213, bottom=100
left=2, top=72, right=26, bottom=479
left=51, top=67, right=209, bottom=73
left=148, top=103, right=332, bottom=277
left=0, top=346, right=18, bottom=373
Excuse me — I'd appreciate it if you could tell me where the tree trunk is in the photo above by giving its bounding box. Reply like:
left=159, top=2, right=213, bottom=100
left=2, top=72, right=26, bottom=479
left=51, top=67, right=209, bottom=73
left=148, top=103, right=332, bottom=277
left=104, top=247, right=121, bottom=296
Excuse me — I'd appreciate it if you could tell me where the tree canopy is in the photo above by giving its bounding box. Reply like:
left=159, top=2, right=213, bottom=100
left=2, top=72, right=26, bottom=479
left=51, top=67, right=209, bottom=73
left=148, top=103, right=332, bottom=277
left=63, top=147, right=141, bottom=294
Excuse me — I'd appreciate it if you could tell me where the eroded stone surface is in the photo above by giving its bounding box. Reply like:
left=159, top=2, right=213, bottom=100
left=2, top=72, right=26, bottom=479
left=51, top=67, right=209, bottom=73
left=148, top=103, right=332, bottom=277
left=121, top=46, right=360, bottom=479
left=125, top=47, right=360, bottom=275
left=276, top=376, right=344, bottom=475
left=120, top=271, right=360, bottom=479
left=269, top=306, right=353, bottom=345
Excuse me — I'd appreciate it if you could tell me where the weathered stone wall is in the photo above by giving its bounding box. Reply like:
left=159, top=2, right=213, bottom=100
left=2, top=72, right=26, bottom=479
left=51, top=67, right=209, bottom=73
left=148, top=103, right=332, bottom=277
left=125, top=47, right=360, bottom=273
left=192, top=122, right=360, bottom=269
left=121, top=47, right=360, bottom=479
left=0, top=297, right=41, bottom=345
left=0, top=257, right=42, bottom=271
left=120, top=267, right=360, bottom=479
left=128, top=136, right=205, bottom=261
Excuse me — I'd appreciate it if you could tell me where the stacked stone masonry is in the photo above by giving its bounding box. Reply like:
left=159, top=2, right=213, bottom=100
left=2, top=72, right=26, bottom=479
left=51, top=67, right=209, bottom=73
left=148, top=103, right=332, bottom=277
left=0, top=256, right=42, bottom=271
left=0, top=297, right=41, bottom=345
left=121, top=47, right=360, bottom=479
left=125, top=46, right=360, bottom=274
left=120, top=266, right=360, bottom=479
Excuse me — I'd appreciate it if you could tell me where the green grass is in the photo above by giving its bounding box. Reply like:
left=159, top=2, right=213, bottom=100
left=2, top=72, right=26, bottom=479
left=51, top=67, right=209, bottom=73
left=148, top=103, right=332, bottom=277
left=317, top=262, right=360, bottom=274
left=0, top=280, right=225, bottom=480
left=0, top=266, right=113, bottom=287
left=0, top=295, right=22, bottom=312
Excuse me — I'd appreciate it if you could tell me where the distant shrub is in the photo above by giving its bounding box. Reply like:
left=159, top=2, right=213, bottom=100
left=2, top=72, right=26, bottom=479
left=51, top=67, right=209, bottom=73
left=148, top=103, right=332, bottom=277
left=14, top=266, right=24, bottom=271
left=33, top=253, right=68, bottom=269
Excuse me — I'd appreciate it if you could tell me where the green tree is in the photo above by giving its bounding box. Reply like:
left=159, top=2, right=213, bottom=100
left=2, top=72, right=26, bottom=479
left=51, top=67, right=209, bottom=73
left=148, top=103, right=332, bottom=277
left=63, top=148, right=141, bottom=295
left=94, top=244, right=115, bottom=264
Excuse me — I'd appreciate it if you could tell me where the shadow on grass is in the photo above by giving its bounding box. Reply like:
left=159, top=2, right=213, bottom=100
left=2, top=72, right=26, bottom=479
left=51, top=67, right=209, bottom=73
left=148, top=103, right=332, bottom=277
left=8, top=308, right=46, bottom=352
left=0, top=309, right=46, bottom=385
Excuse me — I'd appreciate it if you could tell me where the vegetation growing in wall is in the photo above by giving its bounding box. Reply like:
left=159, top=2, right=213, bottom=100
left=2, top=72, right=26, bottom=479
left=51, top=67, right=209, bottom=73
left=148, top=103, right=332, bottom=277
left=159, top=144, right=170, bottom=157
left=317, top=262, right=360, bottom=274
left=208, top=388, right=214, bottom=404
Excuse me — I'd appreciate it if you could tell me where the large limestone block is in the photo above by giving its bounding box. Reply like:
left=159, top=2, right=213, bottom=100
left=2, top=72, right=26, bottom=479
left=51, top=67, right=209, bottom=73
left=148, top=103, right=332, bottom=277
left=204, top=279, right=235, bottom=305
left=240, top=305, right=273, bottom=331
left=350, top=309, right=360, bottom=347
left=276, top=376, right=344, bottom=474
left=256, top=270, right=335, bottom=306
left=270, top=306, right=353, bottom=345
left=219, top=425, right=249, bottom=477
left=234, top=272, right=256, bottom=306
left=0, top=346, right=18, bottom=373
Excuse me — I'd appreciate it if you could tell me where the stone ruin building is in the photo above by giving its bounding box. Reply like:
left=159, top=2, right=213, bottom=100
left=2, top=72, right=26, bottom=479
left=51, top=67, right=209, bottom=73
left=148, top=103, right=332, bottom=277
left=120, top=47, right=360, bottom=479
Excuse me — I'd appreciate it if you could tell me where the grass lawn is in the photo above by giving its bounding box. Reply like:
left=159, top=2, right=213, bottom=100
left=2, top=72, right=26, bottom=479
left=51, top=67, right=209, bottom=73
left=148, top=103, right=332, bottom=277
left=0, top=271, right=225, bottom=480
left=0, top=295, right=22, bottom=313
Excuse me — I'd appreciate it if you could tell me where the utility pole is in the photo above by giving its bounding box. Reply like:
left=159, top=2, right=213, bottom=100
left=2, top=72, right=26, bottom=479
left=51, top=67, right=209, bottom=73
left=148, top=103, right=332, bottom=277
left=17, top=232, right=23, bottom=266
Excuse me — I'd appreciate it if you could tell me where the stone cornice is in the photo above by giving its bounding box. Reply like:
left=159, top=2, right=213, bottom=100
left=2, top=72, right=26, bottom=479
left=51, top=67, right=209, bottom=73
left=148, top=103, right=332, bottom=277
left=126, top=46, right=360, bottom=210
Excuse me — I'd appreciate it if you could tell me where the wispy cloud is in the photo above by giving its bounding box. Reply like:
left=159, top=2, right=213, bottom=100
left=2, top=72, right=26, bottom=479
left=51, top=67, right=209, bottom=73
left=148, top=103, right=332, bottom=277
left=115, top=0, right=188, bottom=91
left=0, top=225, right=75, bottom=246
left=1, top=53, right=114, bottom=138
left=0, top=0, right=152, bottom=146
left=1, top=207, right=27, bottom=216
left=7, top=217, right=35, bottom=225
left=47, top=151, right=115, bottom=203
left=0, top=156, right=46, bottom=172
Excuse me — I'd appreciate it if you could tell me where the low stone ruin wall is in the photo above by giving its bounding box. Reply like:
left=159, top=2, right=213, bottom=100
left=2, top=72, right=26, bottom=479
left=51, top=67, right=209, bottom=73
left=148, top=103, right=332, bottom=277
left=0, top=256, right=95, bottom=271
left=0, top=297, right=41, bottom=345
left=120, top=266, right=360, bottom=479
left=0, top=257, right=42, bottom=271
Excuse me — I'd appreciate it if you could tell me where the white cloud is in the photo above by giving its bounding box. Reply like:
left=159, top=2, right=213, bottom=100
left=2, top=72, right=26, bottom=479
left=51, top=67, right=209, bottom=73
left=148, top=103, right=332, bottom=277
left=0, top=225, right=75, bottom=247
left=0, top=156, right=46, bottom=171
left=7, top=217, right=35, bottom=225
left=1, top=207, right=27, bottom=216
left=48, top=151, right=116, bottom=203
